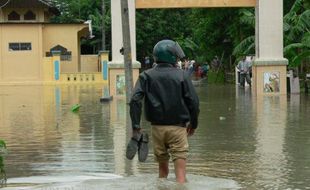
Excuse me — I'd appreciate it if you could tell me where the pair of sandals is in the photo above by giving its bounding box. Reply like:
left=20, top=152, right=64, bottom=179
left=126, top=131, right=149, bottom=162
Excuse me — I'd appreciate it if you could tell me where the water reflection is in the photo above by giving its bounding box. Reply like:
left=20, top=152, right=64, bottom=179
left=0, top=84, right=310, bottom=189
left=254, top=95, right=288, bottom=189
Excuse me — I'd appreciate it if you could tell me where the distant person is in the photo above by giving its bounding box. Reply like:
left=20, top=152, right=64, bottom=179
left=144, top=56, right=151, bottom=69
left=184, top=59, right=190, bottom=71
left=129, top=39, right=200, bottom=184
left=187, top=60, right=195, bottom=76
left=237, top=56, right=252, bottom=87
left=201, top=63, right=209, bottom=78
left=211, top=56, right=220, bottom=69
left=177, top=60, right=182, bottom=69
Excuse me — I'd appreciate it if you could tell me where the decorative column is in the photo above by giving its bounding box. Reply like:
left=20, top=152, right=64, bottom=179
left=110, top=0, right=140, bottom=98
left=99, top=50, right=110, bottom=82
left=252, top=0, right=288, bottom=95
left=51, top=50, right=61, bottom=81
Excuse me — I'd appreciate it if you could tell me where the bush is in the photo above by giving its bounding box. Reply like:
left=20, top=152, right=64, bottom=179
left=0, top=139, right=7, bottom=185
left=207, top=70, right=225, bottom=83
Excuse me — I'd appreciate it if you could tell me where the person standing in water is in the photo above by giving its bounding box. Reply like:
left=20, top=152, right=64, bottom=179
left=237, top=56, right=252, bottom=87
left=129, top=39, right=200, bottom=183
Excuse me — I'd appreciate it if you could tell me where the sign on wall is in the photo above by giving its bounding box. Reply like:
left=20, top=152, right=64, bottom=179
left=263, top=72, right=280, bottom=93
left=116, top=75, right=126, bottom=95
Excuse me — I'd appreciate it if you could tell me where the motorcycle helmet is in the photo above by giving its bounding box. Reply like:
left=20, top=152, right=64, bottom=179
left=153, top=39, right=185, bottom=65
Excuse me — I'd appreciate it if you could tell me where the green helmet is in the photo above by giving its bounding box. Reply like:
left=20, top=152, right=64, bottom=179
left=153, top=40, right=185, bottom=64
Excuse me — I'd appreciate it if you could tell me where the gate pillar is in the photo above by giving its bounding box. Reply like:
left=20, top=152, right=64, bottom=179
left=252, top=0, right=288, bottom=95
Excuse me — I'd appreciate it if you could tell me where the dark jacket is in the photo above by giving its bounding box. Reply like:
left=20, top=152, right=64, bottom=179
left=129, top=63, right=199, bottom=129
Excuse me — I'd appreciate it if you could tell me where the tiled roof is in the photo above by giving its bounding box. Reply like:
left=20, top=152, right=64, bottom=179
left=0, top=0, right=54, bottom=8
left=0, top=0, right=59, bottom=15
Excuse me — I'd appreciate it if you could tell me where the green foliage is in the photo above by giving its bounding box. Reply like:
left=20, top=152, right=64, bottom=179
left=0, top=139, right=7, bottom=185
left=51, top=0, right=111, bottom=54
left=283, top=0, right=310, bottom=67
left=51, top=1, right=255, bottom=70
left=231, top=9, right=255, bottom=59
left=135, top=9, right=192, bottom=61
left=233, top=0, right=310, bottom=68
left=49, top=0, right=308, bottom=74
left=207, top=70, right=225, bottom=84
left=233, top=36, right=255, bottom=56
left=0, top=140, right=6, bottom=150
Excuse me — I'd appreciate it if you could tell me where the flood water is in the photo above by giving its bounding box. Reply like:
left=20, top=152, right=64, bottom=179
left=0, top=84, right=310, bottom=189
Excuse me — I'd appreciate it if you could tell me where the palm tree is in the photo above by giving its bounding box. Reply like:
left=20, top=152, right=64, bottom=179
left=232, top=9, right=255, bottom=57
left=283, top=0, right=310, bottom=68
left=233, top=0, right=309, bottom=70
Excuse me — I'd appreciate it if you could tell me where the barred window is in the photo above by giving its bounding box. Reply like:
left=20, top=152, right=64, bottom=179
left=8, top=11, right=20, bottom=21
left=20, top=43, right=32, bottom=50
left=9, top=43, right=32, bottom=51
left=61, top=54, right=72, bottom=61
left=48, top=45, right=72, bottom=61
left=24, top=11, right=36, bottom=20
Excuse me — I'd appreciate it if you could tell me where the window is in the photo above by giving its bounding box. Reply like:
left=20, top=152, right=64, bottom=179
left=8, top=11, right=20, bottom=21
left=24, top=11, right=36, bottom=20
left=60, top=54, right=72, bottom=61
left=9, top=43, right=32, bottom=51
left=44, top=11, right=50, bottom=22
left=47, top=45, right=72, bottom=61
left=20, top=43, right=32, bottom=50
left=9, top=43, right=20, bottom=51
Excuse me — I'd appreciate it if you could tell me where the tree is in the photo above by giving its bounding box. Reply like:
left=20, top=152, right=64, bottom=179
left=51, top=0, right=111, bottom=54
left=233, top=0, right=310, bottom=71
left=101, top=0, right=106, bottom=50
left=283, top=0, right=310, bottom=68
left=228, top=8, right=255, bottom=61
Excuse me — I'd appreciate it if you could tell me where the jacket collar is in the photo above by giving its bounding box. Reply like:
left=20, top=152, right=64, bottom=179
left=156, top=63, right=174, bottom=68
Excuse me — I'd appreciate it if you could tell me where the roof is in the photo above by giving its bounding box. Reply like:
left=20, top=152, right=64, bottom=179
left=0, top=22, right=86, bottom=25
left=0, top=0, right=59, bottom=15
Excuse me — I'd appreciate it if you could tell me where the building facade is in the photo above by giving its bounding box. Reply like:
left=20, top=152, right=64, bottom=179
left=0, top=0, right=93, bottom=84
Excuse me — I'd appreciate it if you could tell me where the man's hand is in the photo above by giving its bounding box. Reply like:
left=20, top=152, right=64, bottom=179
left=186, top=126, right=195, bottom=136
left=132, top=128, right=142, bottom=141
left=133, top=128, right=141, bottom=133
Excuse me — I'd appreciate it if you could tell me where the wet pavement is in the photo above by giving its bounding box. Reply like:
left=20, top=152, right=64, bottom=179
left=0, top=84, right=310, bottom=189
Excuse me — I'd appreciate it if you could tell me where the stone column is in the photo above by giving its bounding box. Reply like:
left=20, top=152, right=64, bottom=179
left=253, top=0, right=288, bottom=95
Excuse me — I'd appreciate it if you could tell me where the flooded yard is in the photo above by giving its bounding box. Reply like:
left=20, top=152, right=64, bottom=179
left=0, top=84, right=309, bottom=189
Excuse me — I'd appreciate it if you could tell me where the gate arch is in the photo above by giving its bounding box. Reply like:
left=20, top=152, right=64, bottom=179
left=110, top=0, right=287, bottom=96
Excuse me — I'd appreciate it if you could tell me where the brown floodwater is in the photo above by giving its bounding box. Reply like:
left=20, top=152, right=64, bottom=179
left=0, top=84, right=309, bottom=189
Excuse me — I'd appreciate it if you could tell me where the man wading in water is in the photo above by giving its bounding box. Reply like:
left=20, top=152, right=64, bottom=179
left=129, top=39, right=200, bottom=183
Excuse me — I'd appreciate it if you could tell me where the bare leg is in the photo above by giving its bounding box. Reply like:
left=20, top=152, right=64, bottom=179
left=174, top=159, right=186, bottom=183
left=158, top=161, right=169, bottom=178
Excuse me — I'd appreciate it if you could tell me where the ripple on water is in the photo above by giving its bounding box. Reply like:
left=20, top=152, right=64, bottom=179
left=2, top=174, right=240, bottom=190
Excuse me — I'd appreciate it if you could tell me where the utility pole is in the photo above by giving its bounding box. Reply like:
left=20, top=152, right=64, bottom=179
left=120, top=0, right=133, bottom=103
left=101, top=0, right=106, bottom=50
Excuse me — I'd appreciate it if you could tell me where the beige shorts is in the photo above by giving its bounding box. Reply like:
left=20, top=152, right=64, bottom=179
left=152, top=125, right=189, bottom=162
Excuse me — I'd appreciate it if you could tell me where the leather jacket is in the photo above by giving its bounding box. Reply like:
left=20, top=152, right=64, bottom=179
left=129, top=63, right=199, bottom=129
